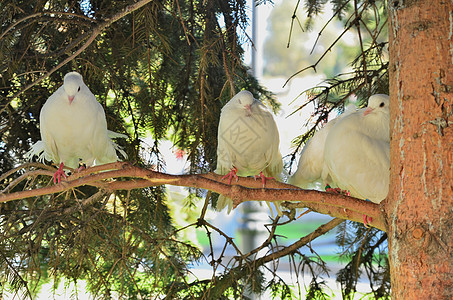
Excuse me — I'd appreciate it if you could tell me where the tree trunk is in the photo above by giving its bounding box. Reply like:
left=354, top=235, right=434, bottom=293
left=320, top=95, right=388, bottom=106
left=387, top=0, right=453, bottom=298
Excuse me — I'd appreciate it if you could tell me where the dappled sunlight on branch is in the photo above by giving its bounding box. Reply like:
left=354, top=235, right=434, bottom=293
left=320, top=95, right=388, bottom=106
left=0, top=162, right=385, bottom=231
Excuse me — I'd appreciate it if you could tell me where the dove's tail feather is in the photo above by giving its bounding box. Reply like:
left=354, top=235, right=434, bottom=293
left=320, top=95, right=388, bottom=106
left=25, top=141, right=49, bottom=163
left=216, top=195, right=233, bottom=214
left=215, top=170, right=286, bottom=217
left=107, top=130, right=128, bottom=160
left=217, top=196, right=283, bottom=218
left=263, top=166, right=285, bottom=217
left=107, top=130, right=128, bottom=139
left=111, top=141, right=128, bottom=160
left=265, top=201, right=284, bottom=218
left=288, top=175, right=311, bottom=189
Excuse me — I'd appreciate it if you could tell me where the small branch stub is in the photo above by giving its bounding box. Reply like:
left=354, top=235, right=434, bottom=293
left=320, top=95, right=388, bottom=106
left=412, top=227, right=424, bottom=240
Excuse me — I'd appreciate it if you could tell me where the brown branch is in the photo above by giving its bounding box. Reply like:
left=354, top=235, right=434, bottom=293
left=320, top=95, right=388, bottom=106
left=175, top=0, right=191, bottom=45
left=0, top=11, right=94, bottom=40
left=283, top=22, right=354, bottom=87
left=308, top=0, right=351, bottom=55
left=354, top=0, right=369, bottom=90
left=256, top=217, right=345, bottom=266
left=0, top=162, right=55, bottom=183
left=283, top=201, right=386, bottom=231
left=1, top=170, right=54, bottom=193
left=0, top=162, right=385, bottom=231
left=209, top=218, right=345, bottom=291
left=283, top=1, right=372, bottom=88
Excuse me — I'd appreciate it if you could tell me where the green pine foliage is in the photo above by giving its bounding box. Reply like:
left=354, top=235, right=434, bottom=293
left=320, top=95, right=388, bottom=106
left=288, top=0, right=389, bottom=168
left=336, top=221, right=390, bottom=299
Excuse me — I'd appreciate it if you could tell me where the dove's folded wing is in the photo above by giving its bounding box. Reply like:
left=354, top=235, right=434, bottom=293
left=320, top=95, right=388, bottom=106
left=323, top=94, right=390, bottom=203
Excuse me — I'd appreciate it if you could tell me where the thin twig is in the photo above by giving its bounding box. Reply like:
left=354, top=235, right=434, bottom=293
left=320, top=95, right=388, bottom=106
left=283, top=1, right=372, bottom=88
left=283, top=22, right=354, bottom=87
left=287, top=0, right=303, bottom=48
left=0, top=11, right=94, bottom=40
left=1, top=170, right=54, bottom=193
left=7, top=0, right=154, bottom=102
left=256, top=218, right=345, bottom=265
left=309, top=0, right=351, bottom=55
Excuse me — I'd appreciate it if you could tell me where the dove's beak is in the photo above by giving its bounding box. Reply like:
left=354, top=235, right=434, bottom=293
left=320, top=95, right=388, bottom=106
left=68, top=95, right=75, bottom=104
left=363, top=107, right=373, bottom=116
left=245, top=104, right=252, bottom=116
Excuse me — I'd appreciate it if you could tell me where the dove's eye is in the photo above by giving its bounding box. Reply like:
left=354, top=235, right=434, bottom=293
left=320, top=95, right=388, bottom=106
left=379, top=102, right=385, bottom=107
left=238, top=99, right=242, bottom=104
left=77, top=86, right=81, bottom=92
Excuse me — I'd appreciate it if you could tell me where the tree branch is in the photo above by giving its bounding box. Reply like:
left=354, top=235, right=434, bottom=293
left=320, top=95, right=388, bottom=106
left=0, top=162, right=385, bottom=231
left=283, top=1, right=372, bottom=88
left=256, top=217, right=345, bottom=265
left=209, top=217, right=345, bottom=295
left=0, top=11, right=94, bottom=40
left=7, top=0, right=154, bottom=102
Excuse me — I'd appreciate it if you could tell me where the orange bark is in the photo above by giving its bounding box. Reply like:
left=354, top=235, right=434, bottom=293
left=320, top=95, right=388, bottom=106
left=388, top=0, right=453, bottom=298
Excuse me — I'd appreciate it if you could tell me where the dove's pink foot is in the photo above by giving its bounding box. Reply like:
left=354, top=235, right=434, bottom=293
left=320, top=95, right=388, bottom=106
left=363, top=199, right=373, bottom=227
left=325, top=185, right=371, bottom=227
left=254, top=171, right=274, bottom=188
left=76, top=163, right=86, bottom=172
left=53, top=162, right=68, bottom=184
left=221, top=167, right=238, bottom=184
left=326, top=186, right=370, bottom=226
left=363, top=215, right=372, bottom=228
left=325, top=185, right=350, bottom=196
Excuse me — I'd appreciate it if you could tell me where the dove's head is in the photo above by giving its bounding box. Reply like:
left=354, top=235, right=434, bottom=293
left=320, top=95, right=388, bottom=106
left=363, top=94, right=389, bottom=117
left=63, top=72, right=84, bottom=104
left=230, top=90, right=255, bottom=116
left=363, top=94, right=390, bottom=141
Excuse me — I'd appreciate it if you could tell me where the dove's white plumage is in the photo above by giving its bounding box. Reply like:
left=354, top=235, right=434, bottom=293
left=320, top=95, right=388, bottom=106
left=288, top=104, right=357, bottom=189
left=289, top=121, right=335, bottom=189
left=28, top=72, right=124, bottom=170
left=322, top=94, right=390, bottom=203
left=215, top=90, right=283, bottom=212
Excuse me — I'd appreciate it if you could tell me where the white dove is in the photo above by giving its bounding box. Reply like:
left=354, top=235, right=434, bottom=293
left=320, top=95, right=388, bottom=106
left=215, top=90, right=283, bottom=215
left=322, top=94, right=390, bottom=204
left=289, top=94, right=389, bottom=226
left=27, top=71, right=126, bottom=183
left=288, top=104, right=357, bottom=189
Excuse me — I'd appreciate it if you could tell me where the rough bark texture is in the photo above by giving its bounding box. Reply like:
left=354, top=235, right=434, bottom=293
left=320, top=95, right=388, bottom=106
left=388, top=0, right=453, bottom=298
